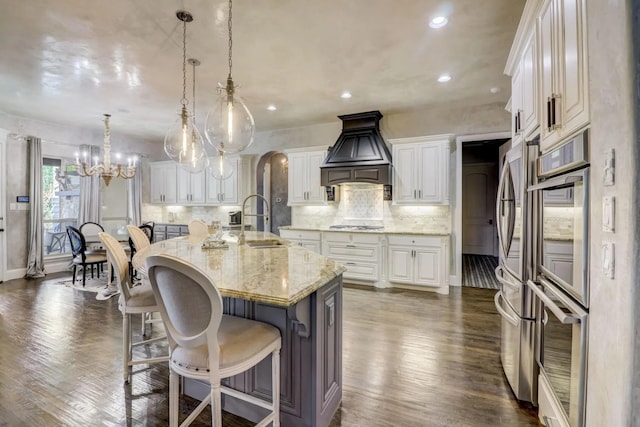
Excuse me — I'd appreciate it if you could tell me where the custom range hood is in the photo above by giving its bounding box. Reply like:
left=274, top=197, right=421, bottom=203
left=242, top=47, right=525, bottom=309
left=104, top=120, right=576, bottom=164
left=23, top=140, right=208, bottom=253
left=320, top=111, right=393, bottom=199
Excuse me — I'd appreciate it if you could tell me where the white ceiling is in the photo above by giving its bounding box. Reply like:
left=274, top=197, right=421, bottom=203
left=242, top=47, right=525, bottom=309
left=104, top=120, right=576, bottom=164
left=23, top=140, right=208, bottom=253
left=0, top=0, right=525, bottom=143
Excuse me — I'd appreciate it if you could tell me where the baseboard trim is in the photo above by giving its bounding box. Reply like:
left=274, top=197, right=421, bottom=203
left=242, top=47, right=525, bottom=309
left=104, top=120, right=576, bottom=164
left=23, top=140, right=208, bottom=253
left=5, top=268, right=26, bottom=281
left=450, top=274, right=461, bottom=286
left=46, top=259, right=72, bottom=274
left=3, top=259, right=71, bottom=282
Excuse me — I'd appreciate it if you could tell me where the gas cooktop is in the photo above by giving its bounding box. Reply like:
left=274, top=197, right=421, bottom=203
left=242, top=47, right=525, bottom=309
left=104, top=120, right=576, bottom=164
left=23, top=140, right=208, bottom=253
left=328, top=225, right=384, bottom=231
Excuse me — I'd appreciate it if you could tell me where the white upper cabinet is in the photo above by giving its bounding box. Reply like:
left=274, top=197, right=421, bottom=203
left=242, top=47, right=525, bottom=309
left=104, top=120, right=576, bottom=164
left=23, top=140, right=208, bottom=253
left=149, top=156, right=246, bottom=206
left=149, top=161, right=177, bottom=204
left=286, top=147, right=328, bottom=206
left=177, top=167, right=206, bottom=205
left=206, top=155, right=243, bottom=205
left=390, top=135, right=452, bottom=205
left=538, top=0, right=589, bottom=152
left=511, top=31, right=539, bottom=147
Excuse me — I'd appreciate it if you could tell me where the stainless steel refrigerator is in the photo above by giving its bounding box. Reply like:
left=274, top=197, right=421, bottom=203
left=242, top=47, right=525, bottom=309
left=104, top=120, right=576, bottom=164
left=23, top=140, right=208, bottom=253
left=494, top=138, right=537, bottom=403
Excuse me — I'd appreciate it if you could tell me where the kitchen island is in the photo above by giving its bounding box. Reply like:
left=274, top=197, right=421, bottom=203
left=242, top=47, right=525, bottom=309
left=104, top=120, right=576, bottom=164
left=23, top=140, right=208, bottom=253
left=133, top=231, right=346, bottom=427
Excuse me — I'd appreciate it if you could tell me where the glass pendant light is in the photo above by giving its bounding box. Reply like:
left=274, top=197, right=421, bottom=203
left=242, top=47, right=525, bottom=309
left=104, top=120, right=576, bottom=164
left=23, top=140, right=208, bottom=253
left=204, top=0, right=255, bottom=155
left=209, top=149, right=234, bottom=180
left=180, top=58, right=209, bottom=174
left=164, top=11, right=206, bottom=173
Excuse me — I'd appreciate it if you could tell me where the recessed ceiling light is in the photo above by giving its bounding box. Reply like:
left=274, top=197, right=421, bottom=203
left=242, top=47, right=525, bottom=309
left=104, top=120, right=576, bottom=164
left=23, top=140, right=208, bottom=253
left=490, top=87, right=501, bottom=94
left=341, top=91, right=352, bottom=99
left=267, top=104, right=277, bottom=111
left=429, top=16, right=448, bottom=29
left=437, top=74, right=452, bottom=83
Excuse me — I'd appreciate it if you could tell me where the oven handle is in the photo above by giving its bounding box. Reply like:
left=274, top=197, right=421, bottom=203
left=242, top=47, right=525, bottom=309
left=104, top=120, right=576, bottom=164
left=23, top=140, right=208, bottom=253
left=527, top=280, right=581, bottom=324
left=527, top=174, right=583, bottom=191
left=494, top=266, right=519, bottom=291
left=494, top=292, right=519, bottom=327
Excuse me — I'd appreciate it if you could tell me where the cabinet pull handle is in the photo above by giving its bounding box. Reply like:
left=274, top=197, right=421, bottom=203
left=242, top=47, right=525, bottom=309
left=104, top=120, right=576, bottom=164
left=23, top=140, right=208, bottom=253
left=546, top=97, right=552, bottom=131
left=346, top=244, right=357, bottom=248
left=345, top=262, right=356, bottom=266
left=413, top=189, right=417, bottom=199
left=551, top=93, right=560, bottom=129
left=517, top=110, right=522, bottom=134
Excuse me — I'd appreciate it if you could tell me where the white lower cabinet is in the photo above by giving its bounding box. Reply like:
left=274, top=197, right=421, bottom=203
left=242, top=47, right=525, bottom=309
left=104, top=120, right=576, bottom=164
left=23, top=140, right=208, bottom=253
left=322, top=232, right=382, bottom=284
left=279, top=229, right=321, bottom=254
left=387, top=235, right=449, bottom=291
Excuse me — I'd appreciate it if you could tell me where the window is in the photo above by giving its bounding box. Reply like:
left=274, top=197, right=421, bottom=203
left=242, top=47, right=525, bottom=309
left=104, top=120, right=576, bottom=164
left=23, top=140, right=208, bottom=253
left=101, top=177, right=128, bottom=236
left=43, top=157, right=80, bottom=256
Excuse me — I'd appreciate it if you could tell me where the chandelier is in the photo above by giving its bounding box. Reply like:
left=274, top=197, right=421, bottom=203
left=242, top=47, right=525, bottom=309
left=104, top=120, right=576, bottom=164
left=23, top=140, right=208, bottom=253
left=164, top=10, right=207, bottom=173
left=205, top=0, right=255, bottom=155
left=74, top=114, right=136, bottom=186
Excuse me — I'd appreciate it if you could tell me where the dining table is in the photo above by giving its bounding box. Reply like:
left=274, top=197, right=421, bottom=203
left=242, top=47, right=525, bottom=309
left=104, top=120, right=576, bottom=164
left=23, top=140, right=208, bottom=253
left=132, top=231, right=346, bottom=427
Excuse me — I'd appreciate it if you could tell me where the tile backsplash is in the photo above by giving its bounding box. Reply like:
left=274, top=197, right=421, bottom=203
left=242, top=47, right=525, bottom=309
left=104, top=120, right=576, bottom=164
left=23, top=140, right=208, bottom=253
left=142, top=183, right=451, bottom=233
left=293, top=183, right=450, bottom=233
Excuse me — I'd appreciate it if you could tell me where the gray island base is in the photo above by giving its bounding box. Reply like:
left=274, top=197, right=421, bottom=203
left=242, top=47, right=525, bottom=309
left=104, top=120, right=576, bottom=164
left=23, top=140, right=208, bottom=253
left=132, top=232, right=345, bottom=427
left=184, top=275, right=342, bottom=427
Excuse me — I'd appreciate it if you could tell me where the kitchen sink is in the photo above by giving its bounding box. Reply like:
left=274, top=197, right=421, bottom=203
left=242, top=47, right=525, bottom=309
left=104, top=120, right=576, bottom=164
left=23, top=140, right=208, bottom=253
left=246, top=240, right=286, bottom=248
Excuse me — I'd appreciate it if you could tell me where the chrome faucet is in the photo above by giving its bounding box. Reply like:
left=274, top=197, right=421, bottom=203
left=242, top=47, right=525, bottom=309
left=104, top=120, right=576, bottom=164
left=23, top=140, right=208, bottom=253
left=238, top=194, right=270, bottom=245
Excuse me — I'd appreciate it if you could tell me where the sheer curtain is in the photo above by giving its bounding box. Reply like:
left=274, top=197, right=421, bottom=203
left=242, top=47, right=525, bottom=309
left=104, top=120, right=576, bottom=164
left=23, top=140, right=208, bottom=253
left=127, top=159, right=142, bottom=226
left=77, top=145, right=102, bottom=225
left=25, top=136, right=46, bottom=278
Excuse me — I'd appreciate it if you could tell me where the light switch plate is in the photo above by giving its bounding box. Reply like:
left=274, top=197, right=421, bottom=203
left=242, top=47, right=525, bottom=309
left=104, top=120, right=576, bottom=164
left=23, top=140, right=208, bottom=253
left=602, top=242, right=615, bottom=279
left=603, top=148, right=615, bottom=186
left=603, top=196, right=615, bottom=232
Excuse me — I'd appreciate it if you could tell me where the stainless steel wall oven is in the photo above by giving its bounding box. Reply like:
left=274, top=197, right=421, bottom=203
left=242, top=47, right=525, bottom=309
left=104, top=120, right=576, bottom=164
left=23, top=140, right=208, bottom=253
left=528, top=278, right=588, bottom=427
left=528, top=129, right=589, bottom=427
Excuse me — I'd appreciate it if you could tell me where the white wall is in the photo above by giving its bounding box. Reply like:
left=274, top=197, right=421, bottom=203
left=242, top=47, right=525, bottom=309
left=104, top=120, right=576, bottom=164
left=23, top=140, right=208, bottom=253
left=585, top=0, right=637, bottom=425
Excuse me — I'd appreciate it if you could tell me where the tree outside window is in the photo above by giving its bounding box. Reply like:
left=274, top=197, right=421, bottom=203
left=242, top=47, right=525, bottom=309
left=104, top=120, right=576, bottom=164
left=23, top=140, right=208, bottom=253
left=43, top=157, right=80, bottom=256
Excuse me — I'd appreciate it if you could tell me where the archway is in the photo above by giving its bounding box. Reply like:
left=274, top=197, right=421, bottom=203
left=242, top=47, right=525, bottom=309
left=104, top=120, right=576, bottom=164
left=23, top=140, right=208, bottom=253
left=256, top=151, right=290, bottom=234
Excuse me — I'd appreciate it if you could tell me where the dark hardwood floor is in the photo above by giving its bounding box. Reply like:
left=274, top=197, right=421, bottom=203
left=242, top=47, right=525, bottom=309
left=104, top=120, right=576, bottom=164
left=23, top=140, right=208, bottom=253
left=0, top=273, right=540, bottom=426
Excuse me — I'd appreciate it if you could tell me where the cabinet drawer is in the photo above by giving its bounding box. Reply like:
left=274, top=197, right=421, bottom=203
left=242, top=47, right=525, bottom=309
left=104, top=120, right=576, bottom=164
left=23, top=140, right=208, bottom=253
left=325, top=243, right=378, bottom=261
left=167, top=225, right=183, bottom=234
left=387, top=234, right=445, bottom=247
left=323, top=232, right=381, bottom=245
left=328, top=257, right=379, bottom=282
left=280, top=229, right=321, bottom=241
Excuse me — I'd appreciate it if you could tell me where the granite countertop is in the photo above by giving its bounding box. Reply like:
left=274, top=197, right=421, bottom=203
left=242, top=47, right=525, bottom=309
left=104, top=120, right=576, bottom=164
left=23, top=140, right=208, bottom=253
left=132, top=231, right=346, bottom=307
left=279, top=225, right=450, bottom=236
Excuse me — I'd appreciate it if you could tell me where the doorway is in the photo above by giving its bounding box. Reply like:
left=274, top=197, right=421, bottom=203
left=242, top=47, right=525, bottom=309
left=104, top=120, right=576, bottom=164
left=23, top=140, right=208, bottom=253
left=460, top=137, right=509, bottom=288
left=256, top=151, right=291, bottom=235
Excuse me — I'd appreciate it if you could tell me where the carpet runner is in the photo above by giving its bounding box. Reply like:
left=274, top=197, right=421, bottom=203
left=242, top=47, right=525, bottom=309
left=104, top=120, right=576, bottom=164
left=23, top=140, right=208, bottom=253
left=462, top=254, right=500, bottom=289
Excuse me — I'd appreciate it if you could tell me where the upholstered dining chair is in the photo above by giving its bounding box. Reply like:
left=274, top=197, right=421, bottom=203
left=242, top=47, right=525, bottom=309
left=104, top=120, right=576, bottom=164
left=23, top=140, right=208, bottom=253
left=187, top=219, right=209, bottom=239
left=79, top=221, right=106, bottom=252
left=66, top=226, right=108, bottom=287
left=127, top=224, right=153, bottom=278
left=98, top=232, right=169, bottom=384
left=146, top=254, right=281, bottom=427
left=127, top=224, right=156, bottom=337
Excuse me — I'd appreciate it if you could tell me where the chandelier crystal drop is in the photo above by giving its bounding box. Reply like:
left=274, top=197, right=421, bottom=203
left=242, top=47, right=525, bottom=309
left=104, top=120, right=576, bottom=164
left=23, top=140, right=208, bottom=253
left=205, top=0, right=255, bottom=155
left=74, top=114, right=136, bottom=186
left=164, top=10, right=207, bottom=173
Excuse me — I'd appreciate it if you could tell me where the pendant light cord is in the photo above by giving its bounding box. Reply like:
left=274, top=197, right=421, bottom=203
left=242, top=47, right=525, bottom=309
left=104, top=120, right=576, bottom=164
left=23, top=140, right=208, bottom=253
left=192, top=61, right=196, bottom=119
left=181, top=17, right=188, bottom=107
left=228, top=0, right=233, bottom=79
